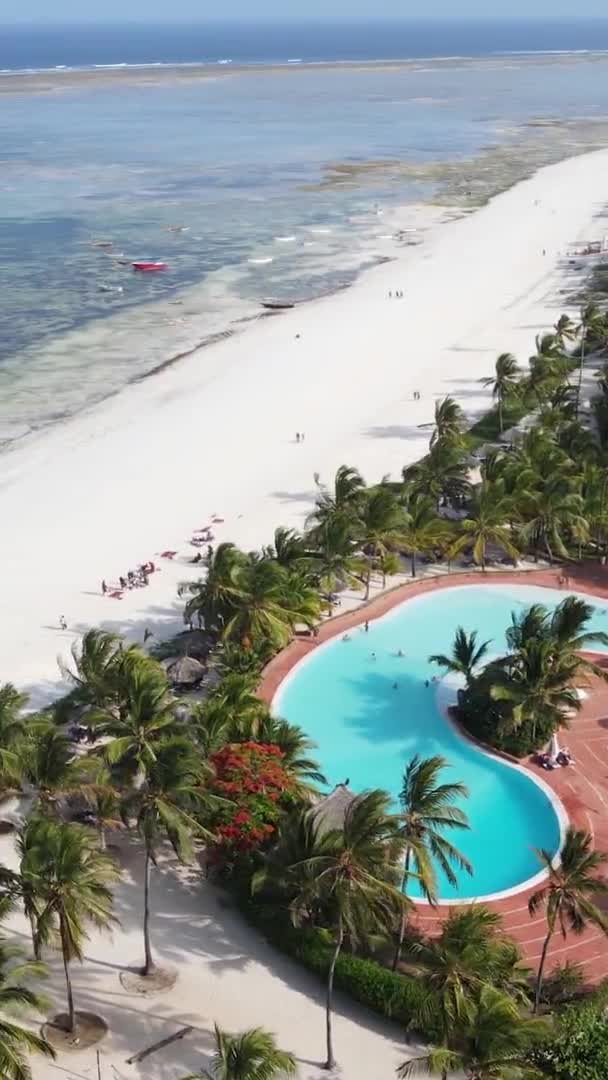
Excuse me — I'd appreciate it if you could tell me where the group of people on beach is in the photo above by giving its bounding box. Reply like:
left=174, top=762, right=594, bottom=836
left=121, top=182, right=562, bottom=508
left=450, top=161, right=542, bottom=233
left=295, top=432, right=306, bottom=443
left=388, top=290, right=405, bottom=299
left=101, top=561, right=156, bottom=598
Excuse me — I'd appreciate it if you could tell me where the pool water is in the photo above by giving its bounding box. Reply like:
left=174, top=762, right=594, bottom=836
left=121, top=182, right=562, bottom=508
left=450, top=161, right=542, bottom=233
left=275, top=584, right=608, bottom=901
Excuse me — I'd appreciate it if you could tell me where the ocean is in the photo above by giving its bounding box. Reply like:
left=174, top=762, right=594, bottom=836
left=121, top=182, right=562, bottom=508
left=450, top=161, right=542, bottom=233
left=2, top=18, right=608, bottom=446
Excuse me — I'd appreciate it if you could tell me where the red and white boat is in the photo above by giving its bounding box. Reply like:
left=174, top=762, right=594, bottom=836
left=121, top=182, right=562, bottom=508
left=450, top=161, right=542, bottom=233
left=132, top=261, right=168, bottom=272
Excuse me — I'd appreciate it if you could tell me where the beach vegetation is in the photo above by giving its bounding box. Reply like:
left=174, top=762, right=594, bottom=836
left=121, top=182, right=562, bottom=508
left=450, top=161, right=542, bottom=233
left=399, top=495, right=451, bottom=577
left=453, top=596, right=608, bottom=755
left=18, top=816, right=119, bottom=1035
left=0, top=926, right=54, bottom=1080
left=392, top=754, right=471, bottom=971
left=479, top=352, right=521, bottom=435
left=528, top=986, right=608, bottom=1079
left=121, top=736, right=215, bottom=978
left=253, top=791, right=409, bottom=1069
left=447, top=481, right=519, bottom=569
left=208, top=741, right=296, bottom=864
left=399, top=983, right=548, bottom=1079
left=201, top=1024, right=297, bottom=1080
left=429, top=627, right=492, bottom=687
left=402, top=905, right=533, bottom=1043
left=527, top=827, right=608, bottom=1013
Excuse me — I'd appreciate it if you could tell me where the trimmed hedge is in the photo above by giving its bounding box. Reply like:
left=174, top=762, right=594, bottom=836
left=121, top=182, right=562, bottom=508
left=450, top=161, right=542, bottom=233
left=240, top=900, right=420, bottom=1026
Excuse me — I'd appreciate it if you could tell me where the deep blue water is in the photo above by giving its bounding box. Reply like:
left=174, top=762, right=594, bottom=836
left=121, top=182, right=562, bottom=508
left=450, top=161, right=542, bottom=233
left=2, top=19, right=608, bottom=445
left=2, top=19, right=608, bottom=71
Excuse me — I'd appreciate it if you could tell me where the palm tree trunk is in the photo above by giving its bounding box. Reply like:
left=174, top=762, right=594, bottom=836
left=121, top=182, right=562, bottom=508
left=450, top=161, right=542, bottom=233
left=59, top=915, right=76, bottom=1033
left=498, top=398, right=503, bottom=435
left=392, top=849, right=411, bottom=971
left=98, top=824, right=106, bottom=851
left=365, top=554, right=373, bottom=600
left=28, top=909, right=41, bottom=960
left=324, top=914, right=343, bottom=1070
left=534, top=926, right=553, bottom=1013
left=142, top=842, right=156, bottom=976
left=576, top=333, right=586, bottom=418
left=411, top=552, right=417, bottom=578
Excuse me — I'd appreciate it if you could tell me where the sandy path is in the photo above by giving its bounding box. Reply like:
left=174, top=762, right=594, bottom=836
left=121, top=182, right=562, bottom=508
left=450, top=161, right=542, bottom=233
left=2, top=149, right=606, bottom=706
left=0, top=833, right=415, bottom=1080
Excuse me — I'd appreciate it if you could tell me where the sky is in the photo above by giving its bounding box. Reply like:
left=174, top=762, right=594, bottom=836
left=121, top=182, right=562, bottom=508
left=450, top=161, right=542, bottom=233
left=3, top=2, right=608, bottom=23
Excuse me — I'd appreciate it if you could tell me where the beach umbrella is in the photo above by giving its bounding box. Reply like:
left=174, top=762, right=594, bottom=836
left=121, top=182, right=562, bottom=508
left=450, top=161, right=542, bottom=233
left=313, top=783, right=356, bottom=836
left=166, top=655, right=206, bottom=687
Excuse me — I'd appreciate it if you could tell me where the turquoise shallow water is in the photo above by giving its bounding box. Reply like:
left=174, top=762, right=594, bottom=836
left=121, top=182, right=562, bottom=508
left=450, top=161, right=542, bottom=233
left=275, top=584, right=608, bottom=901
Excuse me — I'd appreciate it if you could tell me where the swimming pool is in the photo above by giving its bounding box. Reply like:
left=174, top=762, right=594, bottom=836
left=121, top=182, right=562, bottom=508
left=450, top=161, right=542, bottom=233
left=274, top=584, right=608, bottom=902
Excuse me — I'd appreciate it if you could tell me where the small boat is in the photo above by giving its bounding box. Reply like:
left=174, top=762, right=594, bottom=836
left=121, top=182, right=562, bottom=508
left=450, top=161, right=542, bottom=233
left=132, top=261, right=168, bottom=272
left=261, top=299, right=295, bottom=310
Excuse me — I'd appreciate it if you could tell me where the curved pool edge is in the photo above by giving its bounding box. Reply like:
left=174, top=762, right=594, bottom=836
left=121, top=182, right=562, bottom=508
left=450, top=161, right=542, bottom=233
left=261, top=565, right=608, bottom=906
left=428, top=676, right=569, bottom=906
left=259, top=564, right=608, bottom=706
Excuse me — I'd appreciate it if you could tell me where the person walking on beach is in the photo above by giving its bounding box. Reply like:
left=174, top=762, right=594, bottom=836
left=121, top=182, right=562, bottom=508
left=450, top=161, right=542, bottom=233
left=295, top=432, right=300, bottom=443
left=101, top=580, right=107, bottom=595
left=59, top=616, right=67, bottom=631
left=364, top=620, right=369, bottom=633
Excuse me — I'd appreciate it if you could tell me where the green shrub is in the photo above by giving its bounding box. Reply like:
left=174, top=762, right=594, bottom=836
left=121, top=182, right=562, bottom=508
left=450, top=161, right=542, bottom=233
left=529, top=996, right=608, bottom=1078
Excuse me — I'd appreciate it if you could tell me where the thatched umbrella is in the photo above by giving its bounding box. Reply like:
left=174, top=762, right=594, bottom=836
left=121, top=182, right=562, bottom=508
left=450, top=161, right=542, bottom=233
left=166, top=655, right=206, bottom=688
left=313, top=783, right=356, bottom=836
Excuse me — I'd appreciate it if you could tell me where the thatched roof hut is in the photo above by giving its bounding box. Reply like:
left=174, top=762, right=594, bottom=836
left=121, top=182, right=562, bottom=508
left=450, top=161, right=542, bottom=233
left=313, top=783, right=356, bottom=836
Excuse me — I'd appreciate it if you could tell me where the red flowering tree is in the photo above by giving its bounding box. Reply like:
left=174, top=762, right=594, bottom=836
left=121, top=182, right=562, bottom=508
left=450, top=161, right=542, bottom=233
left=209, top=742, right=296, bottom=860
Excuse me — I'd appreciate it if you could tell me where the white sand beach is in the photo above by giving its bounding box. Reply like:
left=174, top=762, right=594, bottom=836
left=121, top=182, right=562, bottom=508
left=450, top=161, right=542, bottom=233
left=2, top=147, right=608, bottom=1078
left=3, top=149, right=608, bottom=707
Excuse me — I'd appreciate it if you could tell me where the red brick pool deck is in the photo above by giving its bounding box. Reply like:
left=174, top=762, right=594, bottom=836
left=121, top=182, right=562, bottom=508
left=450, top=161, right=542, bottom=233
left=260, top=565, right=608, bottom=983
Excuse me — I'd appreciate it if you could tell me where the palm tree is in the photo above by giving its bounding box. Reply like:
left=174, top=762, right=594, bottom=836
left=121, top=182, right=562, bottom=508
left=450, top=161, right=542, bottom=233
left=95, top=656, right=178, bottom=787
left=448, top=484, right=519, bottom=570
left=222, top=559, right=321, bottom=649
left=403, top=906, right=528, bottom=1055
left=0, top=684, right=26, bottom=748
left=528, top=827, right=608, bottom=1012
left=429, top=627, right=492, bottom=687
left=399, top=496, right=451, bottom=577
left=253, top=715, right=326, bottom=791
left=489, top=637, right=582, bottom=743
left=21, top=818, right=119, bottom=1035
left=289, top=791, right=409, bottom=1069
left=308, top=517, right=363, bottom=614
left=480, top=353, right=521, bottom=435
left=354, top=488, right=406, bottom=598
left=576, top=302, right=604, bottom=417
left=201, top=1024, right=297, bottom=1080
left=180, top=543, right=249, bottom=635
left=403, top=440, right=471, bottom=509
left=122, top=737, right=215, bottom=979
left=0, top=933, right=55, bottom=1080
left=266, top=527, right=308, bottom=567
left=306, top=465, right=365, bottom=533
left=518, top=476, right=588, bottom=563
left=431, top=397, right=466, bottom=447
left=59, top=628, right=126, bottom=711
left=392, top=755, right=471, bottom=971
left=554, top=313, right=577, bottom=347
left=398, top=984, right=547, bottom=1079
left=13, top=722, right=79, bottom=810
left=197, top=672, right=268, bottom=741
